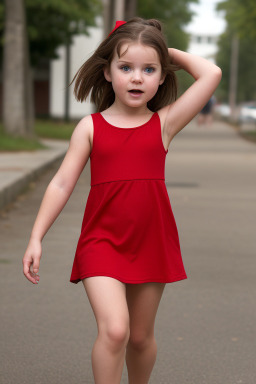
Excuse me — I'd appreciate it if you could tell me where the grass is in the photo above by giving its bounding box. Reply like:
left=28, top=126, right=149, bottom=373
left=0, top=119, right=76, bottom=152
left=216, top=119, right=256, bottom=144
left=240, top=130, right=256, bottom=143
left=0, top=123, right=46, bottom=152
left=1, top=118, right=255, bottom=152
left=35, top=119, right=75, bottom=140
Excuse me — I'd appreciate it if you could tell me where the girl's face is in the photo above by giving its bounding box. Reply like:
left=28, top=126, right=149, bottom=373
left=104, top=42, right=165, bottom=110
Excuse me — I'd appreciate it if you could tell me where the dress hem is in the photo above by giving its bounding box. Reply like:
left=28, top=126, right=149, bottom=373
left=70, top=272, right=187, bottom=285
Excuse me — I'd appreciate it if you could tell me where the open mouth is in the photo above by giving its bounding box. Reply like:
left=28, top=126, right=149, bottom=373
left=129, top=89, right=144, bottom=94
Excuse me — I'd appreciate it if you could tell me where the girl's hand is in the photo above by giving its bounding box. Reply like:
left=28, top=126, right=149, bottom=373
left=22, top=238, right=42, bottom=284
left=21, top=116, right=92, bottom=285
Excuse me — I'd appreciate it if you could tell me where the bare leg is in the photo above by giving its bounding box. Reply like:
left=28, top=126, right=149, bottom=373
left=125, top=283, right=165, bottom=384
left=197, top=113, right=205, bottom=126
left=205, top=113, right=213, bottom=126
left=83, top=277, right=130, bottom=384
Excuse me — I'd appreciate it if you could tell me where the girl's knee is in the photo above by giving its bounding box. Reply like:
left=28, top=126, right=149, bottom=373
left=99, top=320, right=130, bottom=352
left=128, top=331, right=156, bottom=352
left=107, top=322, right=130, bottom=346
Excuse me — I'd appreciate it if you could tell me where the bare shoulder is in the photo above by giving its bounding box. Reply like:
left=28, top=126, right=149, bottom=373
left=73, top=114, right=94, bottom=138
left=71, top=114, right=94, bottom=150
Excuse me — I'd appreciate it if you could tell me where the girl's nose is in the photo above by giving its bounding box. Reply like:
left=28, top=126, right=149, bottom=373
left=131, top=70, right=143, bottom=83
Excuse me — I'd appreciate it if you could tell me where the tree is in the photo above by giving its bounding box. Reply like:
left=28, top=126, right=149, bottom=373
left=25, top=0, right=101, bottom=67
left=215, top=1, right=256, bottom=103
left=137, top=0, right=198, bottom=51
left=1, top=0, right=101, bottom=136
left=217, top=0, right=256, bottom=41
left=216, top=30, right=256, bottom=103
left=0, top=1, right=101, bottom=66
left=3, top=0, right=33, bottom=136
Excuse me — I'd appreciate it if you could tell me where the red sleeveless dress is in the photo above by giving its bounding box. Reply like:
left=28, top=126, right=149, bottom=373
left=70, top=112, right=187, bottom=284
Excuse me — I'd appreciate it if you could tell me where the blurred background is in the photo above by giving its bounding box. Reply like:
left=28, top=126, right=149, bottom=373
left=0, top=0, right=255, bottom=146
left=1, top=2, right=256, bottom=383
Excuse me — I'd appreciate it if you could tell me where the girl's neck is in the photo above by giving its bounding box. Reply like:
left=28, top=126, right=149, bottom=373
left=104, top=101, right=152, bottom=118
left=101, top=103, right=154, bottom=128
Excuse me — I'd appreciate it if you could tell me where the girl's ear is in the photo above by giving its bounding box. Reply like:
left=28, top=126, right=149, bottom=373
left=104, top=66, right=112, bottom=82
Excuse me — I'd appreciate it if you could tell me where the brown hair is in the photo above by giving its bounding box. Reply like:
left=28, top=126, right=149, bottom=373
left=71, top=17, right=178, bottom=112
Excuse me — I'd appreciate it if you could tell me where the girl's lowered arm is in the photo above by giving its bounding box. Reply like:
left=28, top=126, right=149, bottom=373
left=22, top=116, right=92, bottom=284
left=161, top=48, right=222, bottom=141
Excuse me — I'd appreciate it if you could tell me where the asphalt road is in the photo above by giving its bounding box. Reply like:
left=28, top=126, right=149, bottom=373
left=1, top=119, right=256, bottom=384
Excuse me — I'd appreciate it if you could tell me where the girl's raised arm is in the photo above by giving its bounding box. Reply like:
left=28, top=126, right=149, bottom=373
left=22, top=116, right=93, bottom=284
left=160, top=49, right=222, bottom=141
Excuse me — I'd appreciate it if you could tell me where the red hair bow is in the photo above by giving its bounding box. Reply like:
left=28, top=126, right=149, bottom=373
left=108, top=21, right=127, bottom=36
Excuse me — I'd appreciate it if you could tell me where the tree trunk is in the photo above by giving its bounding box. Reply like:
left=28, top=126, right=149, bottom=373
left=125, top=0, right=137, bottom=19
left=102, top=0, right=137, bottom=36
left=102, top=0, right=115, bottom=35
left=113, top=0, right=125, bottom=20
left=229, top=36, right=239, bottom=122
left=3, top=0, right=34, bottom=136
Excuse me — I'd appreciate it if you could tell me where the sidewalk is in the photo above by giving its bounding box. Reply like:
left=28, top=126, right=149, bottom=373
left=1, top=119, right=256, bottom=384
left=0, top=139, right=69, bottom=210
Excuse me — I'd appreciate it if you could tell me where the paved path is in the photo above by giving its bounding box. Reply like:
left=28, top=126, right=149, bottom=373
left=0, top=139, right=69, bottom=210
left=1, top=120, right=256, bottom=384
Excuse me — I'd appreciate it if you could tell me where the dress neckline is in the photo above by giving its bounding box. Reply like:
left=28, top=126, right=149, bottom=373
left=99, top=112, right=157, bottom=130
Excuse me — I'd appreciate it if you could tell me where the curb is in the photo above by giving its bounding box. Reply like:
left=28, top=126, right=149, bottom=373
left=0, top=141, right=68, bottom=211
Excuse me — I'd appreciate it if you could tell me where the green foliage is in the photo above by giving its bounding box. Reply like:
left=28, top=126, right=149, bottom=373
left=0, top=118, right=75, bottom=151
left=216, top=1, right=256, bottom=102
left=0, top=3, right=3, bottom=53
left=217, top=0, right=256, bottom=41
left=240, top=130, right=256, bottom=143
left=215, top=31, right=231, bottom=102
left=0, top=122, right=45, bottom=151
left=0, top=0, right=101, bottom=67
left=216, top=29, right=256, bottom=102
left=137, top=0, right=198, bottom=51
left=26, top=0, right=101, bottom=66
left=35, top=119, right=74, bottom=140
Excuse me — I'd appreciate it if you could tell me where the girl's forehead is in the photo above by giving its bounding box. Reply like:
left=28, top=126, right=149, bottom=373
left=115, top=42, right=160, bottom=62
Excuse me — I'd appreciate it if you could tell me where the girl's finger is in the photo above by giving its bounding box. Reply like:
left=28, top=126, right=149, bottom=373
left=31, top=271, right=40, bottom=284
left=23, top=259, right=30, bottom=277
left=23, top=260, right=39, bottom=284
left=33, top=260, right=40, bottom=274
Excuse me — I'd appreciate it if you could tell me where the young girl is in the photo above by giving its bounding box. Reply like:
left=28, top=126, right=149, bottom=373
left=23, top=18, right=221, bottom=384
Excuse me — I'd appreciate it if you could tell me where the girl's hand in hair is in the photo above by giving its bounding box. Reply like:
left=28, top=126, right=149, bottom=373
left=160, top=49, right=222, bottom=142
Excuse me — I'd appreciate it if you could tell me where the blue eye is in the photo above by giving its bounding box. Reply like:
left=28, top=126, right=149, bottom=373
left=121, top=65, right=130, bottom=72
left=145, top=67, right=154, bottom=73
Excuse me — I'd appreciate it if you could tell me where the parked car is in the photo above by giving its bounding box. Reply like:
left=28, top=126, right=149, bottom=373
left=238, top=102, right=256, bottom=124
left=214, top=103, right=231, bottom=119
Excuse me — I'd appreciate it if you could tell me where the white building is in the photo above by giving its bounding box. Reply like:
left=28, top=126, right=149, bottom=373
left=50, top=19, right=104, bottom=120
left=187, top=33, right=221, bottom=63
left=185, top=0, right=226, bottom=63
